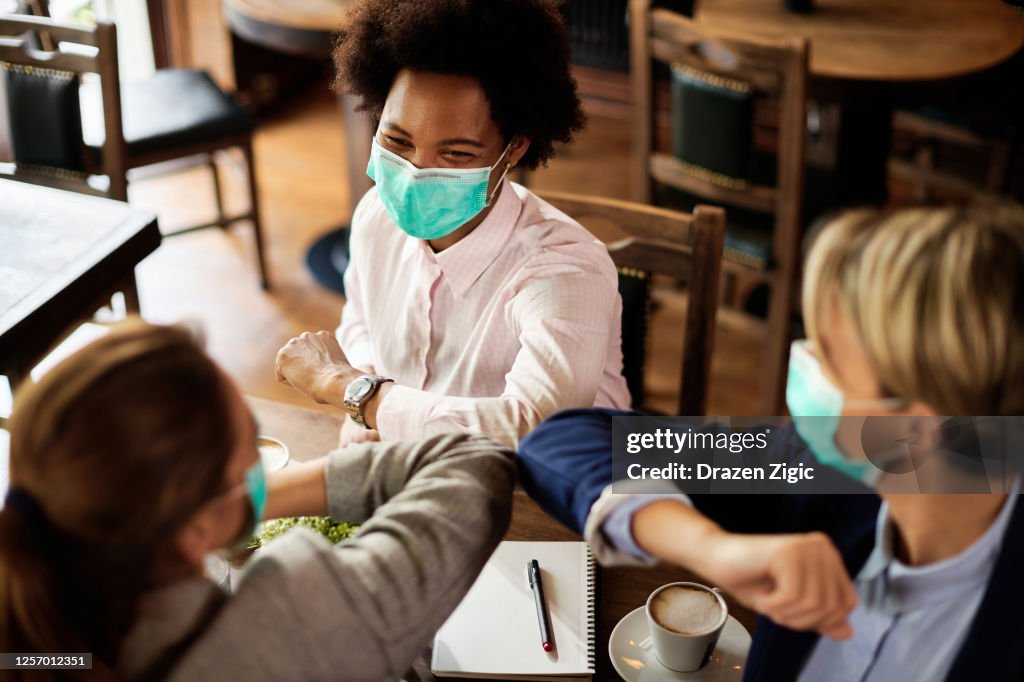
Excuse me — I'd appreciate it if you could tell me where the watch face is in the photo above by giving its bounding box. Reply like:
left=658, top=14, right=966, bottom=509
left=348, top=377, right=373, bottom=402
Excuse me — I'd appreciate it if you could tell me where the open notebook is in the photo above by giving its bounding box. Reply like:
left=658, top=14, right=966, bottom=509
left=431, top=541, right=596, bottom=680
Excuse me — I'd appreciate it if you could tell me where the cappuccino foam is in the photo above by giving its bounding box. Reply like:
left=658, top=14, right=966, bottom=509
left=650, top=586, right=723, bottom=635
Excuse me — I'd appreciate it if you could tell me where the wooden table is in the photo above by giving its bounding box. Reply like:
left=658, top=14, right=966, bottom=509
left=224, top=0, right=352, bottom=57
left=696, top=0, right=1024, bottom=82
left=249, top=396, right=759, bottom=681
left=697, top=0, right=1024, bottom=207
left=0, top=180, right=161, bottom=391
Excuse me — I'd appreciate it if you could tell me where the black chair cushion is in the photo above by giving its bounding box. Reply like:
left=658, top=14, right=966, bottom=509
left=83, top=68, right=253, bottom=160
left=670, top=64, right=754, bottom=184
left=618, top=270, right=652, bottom=410
left=5, top=63, right=86, bottom=171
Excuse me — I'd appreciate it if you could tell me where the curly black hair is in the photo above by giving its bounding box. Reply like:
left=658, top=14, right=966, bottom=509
left=333, top=0, right=585, bottom=170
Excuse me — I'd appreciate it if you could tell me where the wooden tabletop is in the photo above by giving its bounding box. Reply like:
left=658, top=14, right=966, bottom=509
left=696, top=0, right=1024, bottom=81
left=225, top=0, right=353, bottom=33
left=223, top=0, right=355, bottom=58
left=248, top=396, right=758, bottom=680
left=225, top=0, right=1023, bottom=81
left=0, top=180, right=160, bottom=382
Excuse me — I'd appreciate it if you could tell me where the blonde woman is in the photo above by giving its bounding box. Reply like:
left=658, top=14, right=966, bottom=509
left=0, top=321, right=514, bottom=681
left=517, top=202, right=1024, bottom=681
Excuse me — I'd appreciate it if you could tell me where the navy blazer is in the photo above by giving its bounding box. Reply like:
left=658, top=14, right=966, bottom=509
left=517, top=409, right=1024, bottom=681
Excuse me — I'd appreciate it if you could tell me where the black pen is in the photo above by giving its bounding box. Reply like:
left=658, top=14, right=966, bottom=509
left=528, top=559, right=554, bottom=652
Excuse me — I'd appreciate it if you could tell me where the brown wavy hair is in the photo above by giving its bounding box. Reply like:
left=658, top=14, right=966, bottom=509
left=0, top=319, right=236, bottom=680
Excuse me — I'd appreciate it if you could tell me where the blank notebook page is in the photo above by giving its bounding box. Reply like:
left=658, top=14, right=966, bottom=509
left=432, top=541, right=595, bottom=679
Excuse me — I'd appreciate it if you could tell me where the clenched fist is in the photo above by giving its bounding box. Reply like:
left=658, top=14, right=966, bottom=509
left=275, top=331, right=356, bottom=407
left=632, top=500, right=857, bottom=640
left=694, top=531, right=857, bottom=640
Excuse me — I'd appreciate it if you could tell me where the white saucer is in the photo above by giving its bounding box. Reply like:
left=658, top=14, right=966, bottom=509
left=609, top=607, right=751, bottom=682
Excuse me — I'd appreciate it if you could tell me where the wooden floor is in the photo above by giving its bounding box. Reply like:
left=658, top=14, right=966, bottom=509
left=126, top=84, right=764, bottom=417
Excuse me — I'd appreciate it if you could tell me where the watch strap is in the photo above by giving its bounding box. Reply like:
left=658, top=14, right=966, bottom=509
left=344, top=375, right=394, bottom=429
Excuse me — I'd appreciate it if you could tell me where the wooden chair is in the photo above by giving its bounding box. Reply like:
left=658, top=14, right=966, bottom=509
left=0, top=16, right=144, bottom=314
left=890, top=109, right=1012, bottom=203
left=0, top=11, right=269, bottom=289
left=538, top=191, right=725, bottom=416
left=0, top=16, right=125, bottom=195
left=630, top=0, right=808, bottom=414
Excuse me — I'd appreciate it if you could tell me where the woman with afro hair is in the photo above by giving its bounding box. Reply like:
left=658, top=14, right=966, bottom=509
left=276, top=0, right=630, bottom=448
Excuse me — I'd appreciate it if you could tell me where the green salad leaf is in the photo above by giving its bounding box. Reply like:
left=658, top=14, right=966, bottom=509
left=259, top=516, right=357, bottom=545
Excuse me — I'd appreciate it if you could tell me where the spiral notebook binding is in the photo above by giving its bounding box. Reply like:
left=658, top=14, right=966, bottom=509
left=585, top=547, right=597, bottom=672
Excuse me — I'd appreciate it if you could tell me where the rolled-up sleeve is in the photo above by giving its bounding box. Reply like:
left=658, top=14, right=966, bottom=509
left=586, top=484, right=694, bottom=566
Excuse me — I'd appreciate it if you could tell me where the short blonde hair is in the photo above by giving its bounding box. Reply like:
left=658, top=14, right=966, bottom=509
left=803, top=201, right=1024, bottom=416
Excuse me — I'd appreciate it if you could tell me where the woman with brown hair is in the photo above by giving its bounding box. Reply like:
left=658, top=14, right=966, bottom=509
left=0, top=320, right=514, bottom=680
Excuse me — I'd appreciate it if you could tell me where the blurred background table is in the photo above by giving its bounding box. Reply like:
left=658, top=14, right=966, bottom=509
left=248, top=395, right=758, bottom=681
left=223, top=0, right=370, bottom=293
left=0, top=180, right=161, bottom=409
left=696, top=0, right=1024, bottom=82
left=695, top=0, right=1024, bottom=207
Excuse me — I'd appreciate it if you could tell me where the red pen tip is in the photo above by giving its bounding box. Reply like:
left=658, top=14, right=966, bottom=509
left=543, top=642, right=553, bottom=652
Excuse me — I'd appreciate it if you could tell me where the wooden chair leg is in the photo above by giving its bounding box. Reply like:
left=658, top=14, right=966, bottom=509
left=241, top=139, right=270, bottom=290
left=208, top=153, right=226, bottom=228
left=913, top=143, right=935, bottom=204
left=721, top=272, right=737, bottom=308
left=2, top=361, right=30, bottom=425
left=987, top=141, right=1011, bottom=194
left=121, top=271, right=141, bottom=315
left=4, top=365, right=28, bottom=394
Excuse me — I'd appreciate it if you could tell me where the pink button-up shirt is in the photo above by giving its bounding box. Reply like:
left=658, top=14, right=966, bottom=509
left=337, top=181, right=630, bottom=446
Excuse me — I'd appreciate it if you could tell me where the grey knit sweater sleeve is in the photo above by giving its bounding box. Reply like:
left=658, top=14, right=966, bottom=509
left=167, top=432, right=515, bottom=682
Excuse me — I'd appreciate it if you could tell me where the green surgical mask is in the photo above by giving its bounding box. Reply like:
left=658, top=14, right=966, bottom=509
left=366, top=139, right=513, bottom=240
left=785, top=340, right=905, bottom=485
left=228, top=460, right=266, bottom=551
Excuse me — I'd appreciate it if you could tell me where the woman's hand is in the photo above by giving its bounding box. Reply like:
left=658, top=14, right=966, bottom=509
left=694, top=531, right=857, bottom=640
left=631, top=500, right=856, bottom=640
left=275, top=332, right=357, bottom=407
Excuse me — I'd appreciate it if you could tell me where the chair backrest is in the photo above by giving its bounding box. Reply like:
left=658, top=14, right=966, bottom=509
left=0, top=14, right=126, bottom=199
left=538, top=190, right=725, bottom=416
left=630, top=2, right=807, bottom=226
left=630, top=1, right=808, bottom=413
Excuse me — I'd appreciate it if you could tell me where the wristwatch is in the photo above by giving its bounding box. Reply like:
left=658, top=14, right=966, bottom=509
left=343, top=375, right=394, bottom=429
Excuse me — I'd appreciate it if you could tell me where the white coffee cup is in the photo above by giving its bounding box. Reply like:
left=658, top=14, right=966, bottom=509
left=257, top=435, right=290, bottom=472
left=645, top=581, right=728, bottom=672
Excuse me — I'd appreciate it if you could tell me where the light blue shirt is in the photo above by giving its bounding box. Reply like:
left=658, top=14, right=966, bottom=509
left=601, top=481, right=1020, bottom=680
left=600, top=493, right=681, bottom=559
left=799, top=481, right=1018, bottom=682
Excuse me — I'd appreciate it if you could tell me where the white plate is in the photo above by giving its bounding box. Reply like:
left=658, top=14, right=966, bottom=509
left=609, top=607, right=751, bottom=682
